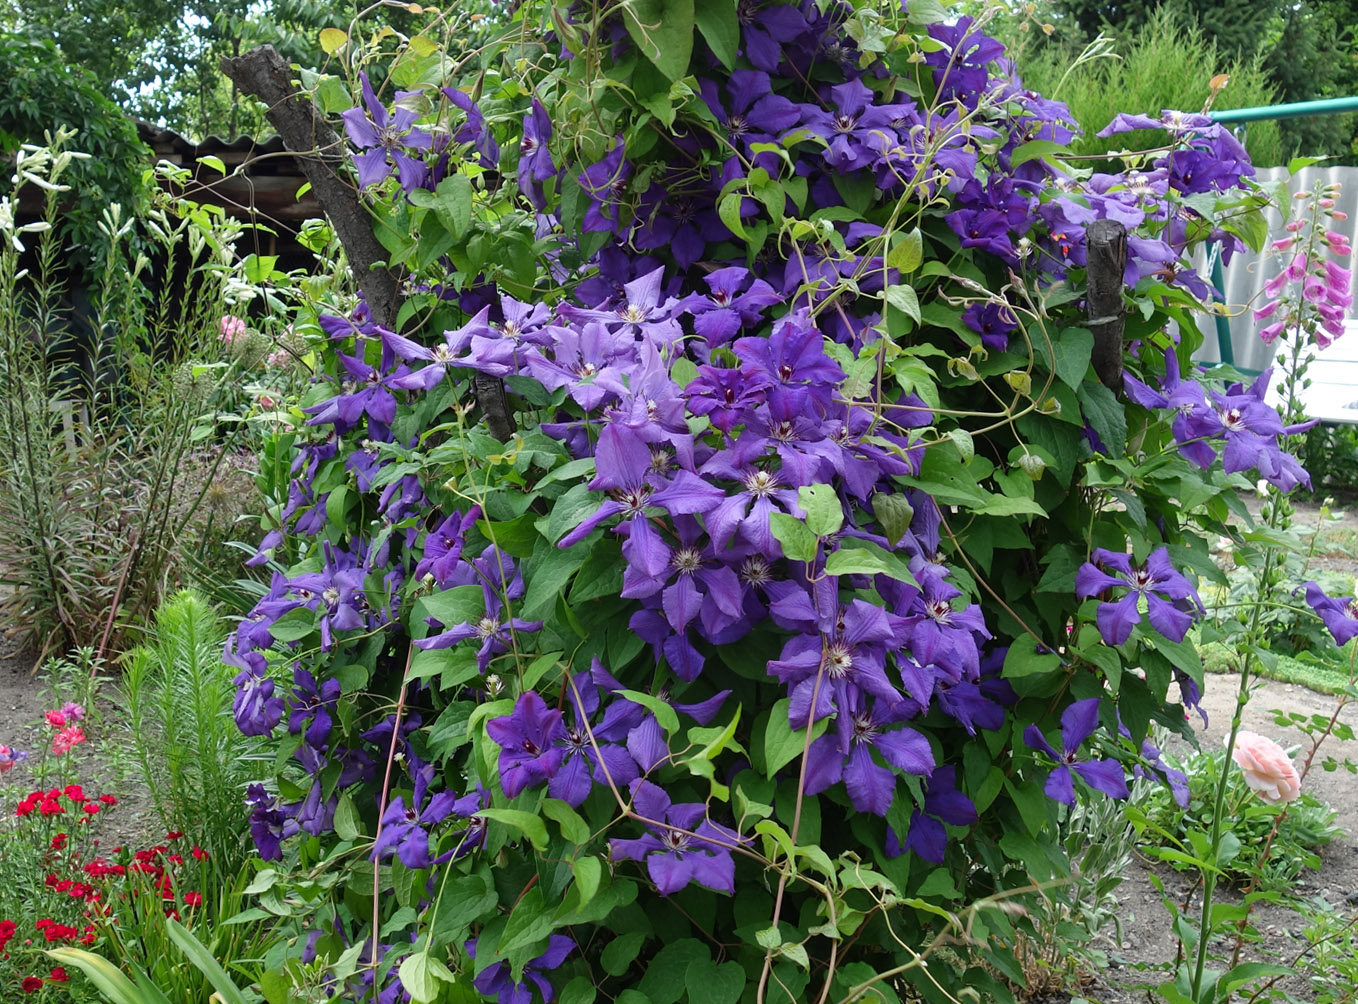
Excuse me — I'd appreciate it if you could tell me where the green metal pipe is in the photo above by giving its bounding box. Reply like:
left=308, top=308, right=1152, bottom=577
left=1210, top=96, right=1358, bottom=124
left=1211, top=248, right=1234, bottom=367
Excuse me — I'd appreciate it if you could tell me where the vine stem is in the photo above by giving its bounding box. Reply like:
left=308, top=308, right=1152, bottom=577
left=370, top=642, right=417, bottom=985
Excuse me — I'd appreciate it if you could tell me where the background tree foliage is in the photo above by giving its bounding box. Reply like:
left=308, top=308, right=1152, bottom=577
left=0, top=0, right=423, bottom=139
left=1034, top=0, right=1358, bottom=163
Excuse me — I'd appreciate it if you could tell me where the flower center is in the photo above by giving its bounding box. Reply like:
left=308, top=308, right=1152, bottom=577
left=475, top=616, right=500, bottom=638
left=850, top=712, right=879, bottom=745
left=661, top=829, right=690, bottom=851
left=740, top=555, right=772, bottom=586
left=743, top=469, right=779, bottom=498
left=611, top=486, right=653, bottom=518
left=825, top=641, right=855, bottom=679
left=926, top=599, right=953, bottom=624
left=1219, top=407, right=1246, bottom=432
left=672, top=547, right=703, bottom=575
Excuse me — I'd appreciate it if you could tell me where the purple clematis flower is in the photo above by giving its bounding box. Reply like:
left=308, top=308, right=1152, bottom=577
left=1075, top=547, right=1203, bottom=647
left=801, top=689, right=935, bottom=816
left=415, top=549, right=543, bottom=673
left=486, top=691, right=567, bottom=800
left=518, top=98, right=557, bottom=209
left=340, top=73, right=435, bottom=191
left=1024, top=697, right=1130, bottom=804
left=609, top=780, right=745, bottom=895
left=1182, top=369, right=1314, bottom=492
left=559, top=423, right=723, bottom=595
left=1304, top=581, right=1358, bottom=646
left=246, top=783, right=299, bottom=861
left=468, top=934, right=574, bottom=1004
left=228, top=647, right=284, bottom=738
left=885, top=765, right=979, bottom=861
left=579, top=136, right=631, bottom=234
left=590, top=660, right=730, bottom=770
left=371, top=756, right=465, bottom=868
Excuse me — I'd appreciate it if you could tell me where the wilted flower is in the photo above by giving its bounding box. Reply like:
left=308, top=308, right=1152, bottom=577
left=1230, top=731, right=1300, bottom=804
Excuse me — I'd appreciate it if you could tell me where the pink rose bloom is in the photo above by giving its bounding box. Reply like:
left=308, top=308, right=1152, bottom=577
left=1231, top=731, right=1301, bottom=804
left=44, top=710, right=66, bottom=728
left=219, top=315, right=247, bottom=342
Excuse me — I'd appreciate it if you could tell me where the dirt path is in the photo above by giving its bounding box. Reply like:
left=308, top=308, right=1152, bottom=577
left=1087, top=675, right=1358, bottom=1004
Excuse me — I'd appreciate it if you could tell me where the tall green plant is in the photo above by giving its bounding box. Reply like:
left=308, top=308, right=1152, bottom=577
left=0, top=133, right=260, bottom=658
left=116, top=590, right=257, bottom=877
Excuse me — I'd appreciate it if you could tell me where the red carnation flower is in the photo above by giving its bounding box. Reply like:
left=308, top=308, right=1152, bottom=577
left=22, top=976, right=42, bottom=993
left=49, top=967, right=68, bottom=982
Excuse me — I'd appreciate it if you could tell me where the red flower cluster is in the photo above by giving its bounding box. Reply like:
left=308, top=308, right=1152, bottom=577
left=15, top=786, right=108, bottom=820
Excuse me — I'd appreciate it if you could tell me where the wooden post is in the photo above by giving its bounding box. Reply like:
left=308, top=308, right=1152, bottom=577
left=1085, top=218, right=1128, bottom=393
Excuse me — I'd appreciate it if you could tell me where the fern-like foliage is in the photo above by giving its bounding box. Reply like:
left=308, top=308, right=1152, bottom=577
left=117, top=589, right=258, bottom=874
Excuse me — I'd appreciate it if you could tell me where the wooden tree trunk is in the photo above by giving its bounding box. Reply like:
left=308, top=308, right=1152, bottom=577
left=219, top=45, right=516, bottom=440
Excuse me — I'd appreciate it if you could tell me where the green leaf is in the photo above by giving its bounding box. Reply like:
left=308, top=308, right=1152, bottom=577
left=1053, top=328, right=1094, bottom=388
left=399, top=952, right=456, bottom=1004
left=267, top=607, right=316, bottom=642
left=334, top=793, right=362, bottom=841
left=769, top=512, right=818, bottom=562
left=571, top=856, right=602, bottom=907
left=418, top=585, right=485, bottom=629
left=639, top=939, right=709, bottom=1004
left=541, top=798, right=592, bottom=844
left=823, top=549, right=893, bottom=577
left=718, top=192, right=748, bottom=239
left=1010, top=139, right=1069, bottom=167
left=319, top=26, right=348, bottom=53
left=430, top=872, right=497, bottom=944
left=45, top=948, right=171, bottom=1004
left=616, top=689, right=680, bottom=735
left=885, top=284, right=921, bottom=324
left=946, top=428, right=974, bottom=464
left=686, top=959, right=745, bottom=1004
left=560, top=977, right=598, bottom=1004
left=602, top=931, right=648, bottom=976
left=872, top=493, right=915, bottom=547
left=798, top=483, right=843, bottom=537
left=623, top=0, right=696, bottom=81
left=1079, top=379, right=1127, bottom=456
left=886, top=227, right=923, bottom=274
left=165, top=918, right=249, bottom=1004
left=499, top=886, right=557, bottom=958
left=478, top=808, right=549, bottom=850
left=905, top=0, right=947, bottom=23
left=521, top=536, right=590, bottom=620
left=1002, top=643, right=1062, bottom=680
left=762, top=698, right=827, bottom=775
left=693, top=0, right=739, bottom=69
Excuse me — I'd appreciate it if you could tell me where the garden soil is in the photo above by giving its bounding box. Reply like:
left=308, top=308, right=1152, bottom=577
left=1080, top=675, right=1358, bottom=1004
